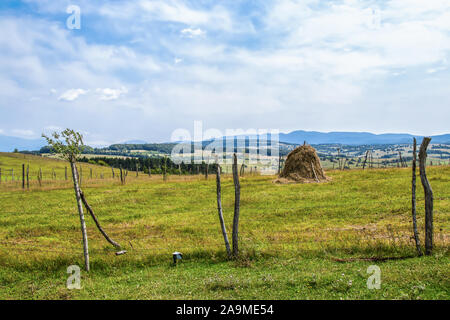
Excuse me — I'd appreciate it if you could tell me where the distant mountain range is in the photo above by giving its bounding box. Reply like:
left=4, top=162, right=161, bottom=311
left=278, top=130, right=450, bottom=145
left=0, top=135, right=46, bottom=152
left=1, top=131, right=449, bottom=152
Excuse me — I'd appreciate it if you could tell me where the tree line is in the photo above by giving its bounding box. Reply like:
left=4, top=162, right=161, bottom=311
left=78, top=156, right=218, bottom=175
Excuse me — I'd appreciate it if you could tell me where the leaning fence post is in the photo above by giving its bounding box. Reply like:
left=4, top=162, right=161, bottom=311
left=411, top=138, right=422, bottom=256
left=419, top=137, right=433, bottom=255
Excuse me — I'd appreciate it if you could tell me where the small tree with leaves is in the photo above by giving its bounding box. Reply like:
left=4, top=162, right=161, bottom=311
left=43, top=129, right=122, bottom=271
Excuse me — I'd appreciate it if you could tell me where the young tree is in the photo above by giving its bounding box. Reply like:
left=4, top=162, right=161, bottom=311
left=43, top=129, right=90, bottom=271
left=43, top=129, right=122, bottom=271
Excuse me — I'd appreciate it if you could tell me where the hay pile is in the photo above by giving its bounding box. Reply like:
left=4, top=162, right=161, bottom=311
left=277, top=145, right=328, bottom=183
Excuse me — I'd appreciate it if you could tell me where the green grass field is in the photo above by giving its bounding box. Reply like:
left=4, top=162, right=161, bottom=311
left=0, top=153, right=448, bottom=299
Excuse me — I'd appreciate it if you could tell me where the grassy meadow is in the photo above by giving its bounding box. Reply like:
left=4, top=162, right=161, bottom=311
left=0, top=152, right=448, bottom=300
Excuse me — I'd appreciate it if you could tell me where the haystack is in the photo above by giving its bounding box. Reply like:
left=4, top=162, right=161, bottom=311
left=277, top=145, right=328, bottom=183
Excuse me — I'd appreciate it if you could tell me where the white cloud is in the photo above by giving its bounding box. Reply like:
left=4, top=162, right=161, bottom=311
left=96, top=87, right=128, bottom=101
left=1, top=0, right=450, bottom=142
left=181, top=28, right=206, bottom=38
left=43, top=125, right=63, bottom=133
left=58, top=89, right=88, bottom=101
left=100, top=0, right=233, bottom=31
left=12, top=129, right=34, bottom=137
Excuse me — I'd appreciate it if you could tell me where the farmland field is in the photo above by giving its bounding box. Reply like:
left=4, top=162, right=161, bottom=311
left=0, top=153, right=449, bottom=300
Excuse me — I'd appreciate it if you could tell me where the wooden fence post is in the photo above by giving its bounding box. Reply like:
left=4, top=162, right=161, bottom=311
left=11, top=168, right=14, bottom=182
left=216, top=163, right=231, bottom=258
left=411, top=138, right=422, bottom=256
left=163, top=157, right=167, bottom=181
left=22, top=164, right=25, bottom=189
left=111, top=166, right=115, bottom=179
left=65, top=166, right=68, bottom=181
left=362, top=150, right=368, bottom=169
left=419, top=137, right=433, bottom=255
left=26, top=165, right=29, bottom=189
left=278, top=155, right=281, bottom=174
left=232, top=153, right=241, bottom=258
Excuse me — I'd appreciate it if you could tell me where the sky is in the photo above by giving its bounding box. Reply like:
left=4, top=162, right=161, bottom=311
left=0, top=0, right=449, bottom=146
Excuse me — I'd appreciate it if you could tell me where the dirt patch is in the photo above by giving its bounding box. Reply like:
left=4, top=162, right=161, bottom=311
left=275, top=144, right=329, bottom=183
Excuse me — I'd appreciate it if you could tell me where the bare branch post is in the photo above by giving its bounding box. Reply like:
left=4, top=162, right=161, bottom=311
left=411, top=138, right=422, bottom=256
left=216, top=163, right=231, bottom=258
left=80, top=191, right=121, bottom=249
left=419, top=137, right=434, bottom=255
left=232, top=153, right=241, bottom=258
